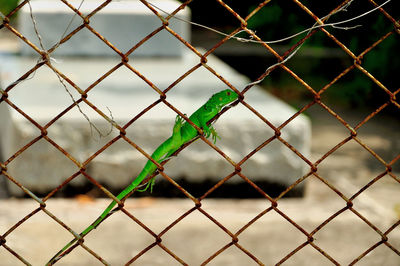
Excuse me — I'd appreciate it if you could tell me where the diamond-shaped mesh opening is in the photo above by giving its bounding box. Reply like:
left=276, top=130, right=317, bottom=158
left=161, top=209, right=233, bottom=264
left=313, top=210, right=384, bottom=265
left=17, top=1, right=85, bottom=52
left=239, top=208, right=307, bottom=262
left=360, top=33, right=398, bottom=90
left=84, top=208, right=157, bottom=263
left=316, top=138, right=387, bottom=181
left=322, top=68, right=390, bottom=109
left=0, top=0, right=398, bottom=265
left=0, top=209, right=63, bottom=265
left=50, top=56, right=123, bottom=90
left=6, top=137, right=81, bottom=195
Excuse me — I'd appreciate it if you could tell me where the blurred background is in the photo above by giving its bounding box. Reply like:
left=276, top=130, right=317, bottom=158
left=1, top=0, right=398, bottom=198
left=0, top=0, right=399, bottom=265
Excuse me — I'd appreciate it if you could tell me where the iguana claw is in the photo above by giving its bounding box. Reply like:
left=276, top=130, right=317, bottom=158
left=210, top=127, right=220, bottom=144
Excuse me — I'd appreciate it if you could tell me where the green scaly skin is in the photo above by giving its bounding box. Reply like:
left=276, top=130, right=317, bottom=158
left=46, top=89, right=238, bottom=265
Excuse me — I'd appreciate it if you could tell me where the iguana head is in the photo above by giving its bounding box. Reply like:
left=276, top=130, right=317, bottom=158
left=209, top=89, right=238, bottom=109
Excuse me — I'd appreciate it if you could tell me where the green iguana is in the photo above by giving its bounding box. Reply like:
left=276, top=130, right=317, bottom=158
left=46, top=89, right=238, bottom=264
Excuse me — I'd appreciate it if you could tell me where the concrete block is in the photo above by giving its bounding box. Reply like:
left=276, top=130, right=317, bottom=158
left=0, top=51, right=310, bottom=196
left=18, top=0, right=191, bottom=57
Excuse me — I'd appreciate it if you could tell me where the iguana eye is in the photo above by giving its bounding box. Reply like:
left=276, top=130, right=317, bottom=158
left=227, top=91, right=231, bottom=96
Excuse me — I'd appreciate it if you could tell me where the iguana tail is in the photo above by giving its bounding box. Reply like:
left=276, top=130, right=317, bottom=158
left=46, top=180, right=143, bottom=265
left=46, top=138, right=175, bottom=265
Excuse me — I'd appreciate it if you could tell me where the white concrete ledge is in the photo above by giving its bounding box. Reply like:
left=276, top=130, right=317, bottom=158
left=0, top=51, right=310, bottom=196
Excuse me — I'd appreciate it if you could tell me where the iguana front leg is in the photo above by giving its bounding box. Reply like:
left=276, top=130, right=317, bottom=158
left=137, top=176, right=157, bottom=193
left=164, top=115, right=185, bottom=158
left=171, top=114, right=184, bottom=144
left=209, top=126, right=220, bottom=144
left=197, top=110, right=220, bottom=144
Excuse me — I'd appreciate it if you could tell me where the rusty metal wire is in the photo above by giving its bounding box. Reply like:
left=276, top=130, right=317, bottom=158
left=0, top=0, right=399, bottom=265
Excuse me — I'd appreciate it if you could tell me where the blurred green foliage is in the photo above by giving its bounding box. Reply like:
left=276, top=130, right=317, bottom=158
left=184, top=0, right=398, bottom=110
left=2, top=0, right=398, bottom=110
left=245, top=2, right=398, bottom=109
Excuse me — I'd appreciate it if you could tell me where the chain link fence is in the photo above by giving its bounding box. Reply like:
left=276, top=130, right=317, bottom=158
left=0, top=0, right=399, bottom=265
